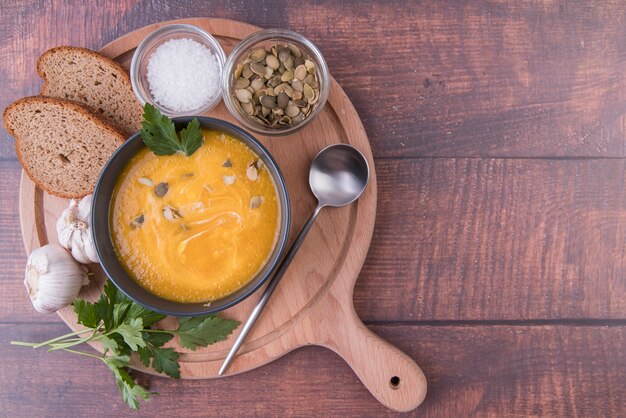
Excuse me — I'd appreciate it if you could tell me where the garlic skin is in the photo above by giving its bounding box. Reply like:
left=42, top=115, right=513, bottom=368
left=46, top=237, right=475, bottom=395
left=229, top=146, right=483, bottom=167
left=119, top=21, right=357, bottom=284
left=25, top=244, right=90, bottom=314
left=56, top=194, right=99, bottom=264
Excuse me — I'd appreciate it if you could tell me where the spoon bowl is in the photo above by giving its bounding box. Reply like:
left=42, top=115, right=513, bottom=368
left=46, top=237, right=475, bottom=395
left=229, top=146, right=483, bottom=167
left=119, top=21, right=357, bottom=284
left=310, top=144, right=370, bottom=207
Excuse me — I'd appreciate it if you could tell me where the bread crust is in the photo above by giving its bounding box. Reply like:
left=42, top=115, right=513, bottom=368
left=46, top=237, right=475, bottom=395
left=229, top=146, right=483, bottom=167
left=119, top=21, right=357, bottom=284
left=3, top=96, right=126, bottom=199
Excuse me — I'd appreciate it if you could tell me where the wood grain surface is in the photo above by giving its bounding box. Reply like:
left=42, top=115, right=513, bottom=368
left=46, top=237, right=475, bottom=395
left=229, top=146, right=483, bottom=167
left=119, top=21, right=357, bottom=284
left=1, top=1, right=625, bottom=417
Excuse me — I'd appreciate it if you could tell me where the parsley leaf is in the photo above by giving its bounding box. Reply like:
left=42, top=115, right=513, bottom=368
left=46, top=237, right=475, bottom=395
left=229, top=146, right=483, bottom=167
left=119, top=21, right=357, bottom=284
left=113, top=367, right=154, bottom=410
left=149, top=346, right=180, bottom=379
left=101, top=336, right=119, bottom=354
left=115, top=318, right=146, bottom=351
left=140, top=103, right=203, bottom=157
left=143, top=331, right=174, bottom=348
left=137, top=346, right=152, bottom=368
left=104, top=353, right=131, bottom=372
left=72, top=299, right=99, bottom=328
left=178, top=117, right=203, bottom=156
left=176, top=315, right=239, bottom=351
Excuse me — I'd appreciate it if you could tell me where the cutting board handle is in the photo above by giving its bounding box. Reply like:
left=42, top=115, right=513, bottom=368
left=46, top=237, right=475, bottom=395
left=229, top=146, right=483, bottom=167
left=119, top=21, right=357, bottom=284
left=308, top=299, right=427, bottom=412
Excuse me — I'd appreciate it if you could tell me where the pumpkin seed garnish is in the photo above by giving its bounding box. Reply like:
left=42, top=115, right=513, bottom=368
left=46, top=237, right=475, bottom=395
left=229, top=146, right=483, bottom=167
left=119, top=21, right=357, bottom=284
left=250, top=196, right=264, bottom=209
left=232, top=42, right=321, bottom=129
left=131, top=214, right=144, bottom=228
left=223, top=175, right=235, bottom=185
left=138, top=177, right=153, bottom=187
left=162, top=205, right=182, bottom=221
left=246, top=163, right=259, bottom=181
left=155, top=182, right=169, bottom=197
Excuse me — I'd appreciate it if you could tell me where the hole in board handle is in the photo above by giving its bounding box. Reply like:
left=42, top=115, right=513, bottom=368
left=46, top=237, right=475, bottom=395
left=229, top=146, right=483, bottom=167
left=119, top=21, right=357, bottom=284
left=389, top=375, right=400, bottom=389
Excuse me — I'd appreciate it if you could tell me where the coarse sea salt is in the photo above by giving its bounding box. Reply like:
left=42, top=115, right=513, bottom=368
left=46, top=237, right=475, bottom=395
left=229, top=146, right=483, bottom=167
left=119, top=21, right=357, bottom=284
left=146, top=38, right=220, bottom=113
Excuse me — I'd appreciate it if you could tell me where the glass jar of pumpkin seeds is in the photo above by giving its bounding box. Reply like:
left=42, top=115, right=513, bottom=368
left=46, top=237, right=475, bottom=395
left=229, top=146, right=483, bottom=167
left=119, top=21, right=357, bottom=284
left=222, top=29, right=330, bottom=136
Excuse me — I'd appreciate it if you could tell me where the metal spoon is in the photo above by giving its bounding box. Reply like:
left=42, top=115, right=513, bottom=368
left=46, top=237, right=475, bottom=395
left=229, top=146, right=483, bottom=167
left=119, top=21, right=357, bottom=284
left=218, top=143, right=370, bottom=375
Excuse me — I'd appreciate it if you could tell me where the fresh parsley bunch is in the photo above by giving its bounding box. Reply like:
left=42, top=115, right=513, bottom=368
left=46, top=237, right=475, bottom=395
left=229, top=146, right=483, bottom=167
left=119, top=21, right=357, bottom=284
left=12, top=281, right=239, bottom=410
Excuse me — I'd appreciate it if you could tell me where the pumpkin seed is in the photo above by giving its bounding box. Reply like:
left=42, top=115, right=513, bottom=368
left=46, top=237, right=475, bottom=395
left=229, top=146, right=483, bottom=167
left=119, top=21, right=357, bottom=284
left=292, top=99, right=308, bottom=107
left=303, top=84, right=315, bottom=101
left=284, top=55, right=294, bottom=70
left=291, top=79, right=303, bottom=92
left=250, top=196, right=264, bottom=209
left=235, top=77, right=250, bottom=89
left=309, top=89, right=319, bottom=104
left=294, top=64, right=307, bottom=81
left=277, top=92, right=289, bottom=109
left=246, top=163, right=259, bottom=181
left=241, top=101, right=255, bottom=115
left=242, top=62, right=253, bottom=78
left=223, top=175, right=235, bottom=185
left=251, top=77, right=265, bottom=91
left=131, top=214, right=144, bottom=228
left=292, top=91, right=303, bottom=100
left=234, top=63, right=243, bottom=79
left=305, top=59, right=316, bottom=73
left=163, top=205, right=182, bottom=221
left=266, top=54, right=279, bottom=70
left=260, top=95, right=277, bottom=109
left=278, top=47, right=290, bottom=62
left=292, top=112, right=305, bottom=124
left=294, top=56, right=305, bottom=67
left=235, top=88, right=253, bottom=103
left=155, top=182, right=168, bottom=197
left=268, top=75, right=282, bottom=88
left=287, top=43, right=302, bottom=58
left=285, top=105, right=300, bottom=118
left=303, top=73, right=317, bottom=87
left=280, top=69, right=294, bottom=82
left=249, top=48, right=266, bottom=63
left=138, top=177, right=153, bottom=187
left=250, top=62, right=266, bottom=77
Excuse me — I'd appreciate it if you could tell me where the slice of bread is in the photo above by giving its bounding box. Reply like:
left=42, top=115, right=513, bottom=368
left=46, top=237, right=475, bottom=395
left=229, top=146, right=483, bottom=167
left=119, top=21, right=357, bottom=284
left=3, top=96, right=125, bottom=198
left=38, top=46, right=143, bottom=137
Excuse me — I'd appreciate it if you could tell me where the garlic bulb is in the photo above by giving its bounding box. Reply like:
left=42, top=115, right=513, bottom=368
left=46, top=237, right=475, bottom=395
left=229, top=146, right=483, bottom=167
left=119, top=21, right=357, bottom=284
left=56, top=194, right=99, bottom=264
left=25, top=244, right=90, bottom=314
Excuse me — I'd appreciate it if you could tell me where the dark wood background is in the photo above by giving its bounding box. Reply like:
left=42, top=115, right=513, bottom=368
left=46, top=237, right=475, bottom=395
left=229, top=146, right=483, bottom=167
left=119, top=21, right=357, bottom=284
left=1, top=1, right=625, bottom=416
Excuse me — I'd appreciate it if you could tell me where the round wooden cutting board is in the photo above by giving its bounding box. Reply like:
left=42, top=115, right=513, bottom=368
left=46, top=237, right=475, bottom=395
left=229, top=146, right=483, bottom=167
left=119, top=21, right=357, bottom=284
left=18, top=18, right=426, bottom=412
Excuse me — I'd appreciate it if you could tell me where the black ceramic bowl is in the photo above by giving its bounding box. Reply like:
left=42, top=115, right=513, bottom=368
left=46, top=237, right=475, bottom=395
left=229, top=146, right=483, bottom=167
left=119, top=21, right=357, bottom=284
left=92, top=117, right=290, bottom=316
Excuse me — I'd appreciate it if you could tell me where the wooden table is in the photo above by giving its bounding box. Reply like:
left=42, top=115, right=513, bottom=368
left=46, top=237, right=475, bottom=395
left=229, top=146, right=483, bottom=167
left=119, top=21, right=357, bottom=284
left=1, top=1, right=625, bottom=416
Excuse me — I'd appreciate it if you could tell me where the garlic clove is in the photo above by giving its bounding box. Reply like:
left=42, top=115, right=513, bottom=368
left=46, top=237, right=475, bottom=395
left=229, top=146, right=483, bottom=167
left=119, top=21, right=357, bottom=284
left=24, top=244, right=90, bottom=314
left=56, top=194, right=99, bottom=264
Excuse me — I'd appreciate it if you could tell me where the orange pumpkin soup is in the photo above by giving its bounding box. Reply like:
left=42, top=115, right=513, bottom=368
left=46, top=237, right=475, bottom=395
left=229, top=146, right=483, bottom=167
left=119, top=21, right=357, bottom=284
left=111, top=129, right=280, bottom=303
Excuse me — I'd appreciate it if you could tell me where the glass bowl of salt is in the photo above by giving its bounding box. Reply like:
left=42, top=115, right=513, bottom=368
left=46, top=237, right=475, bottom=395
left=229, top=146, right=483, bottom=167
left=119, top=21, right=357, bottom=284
left=130, top=24, right=226, bottom=117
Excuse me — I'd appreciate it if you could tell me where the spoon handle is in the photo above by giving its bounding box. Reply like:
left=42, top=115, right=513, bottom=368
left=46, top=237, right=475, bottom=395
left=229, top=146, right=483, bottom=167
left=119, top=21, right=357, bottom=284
left=218, top=204, right=324, bottom=375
